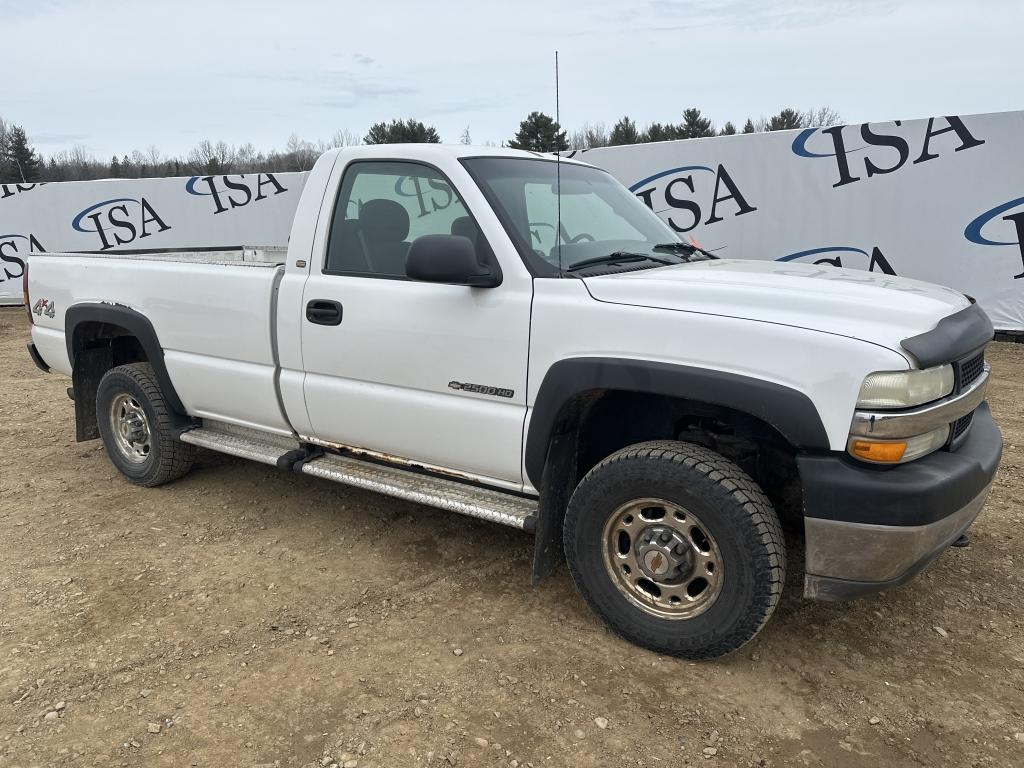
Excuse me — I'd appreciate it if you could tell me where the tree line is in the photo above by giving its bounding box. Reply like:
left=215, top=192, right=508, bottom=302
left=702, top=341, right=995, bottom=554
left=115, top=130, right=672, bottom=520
left=0, top=107, right=841, bottom=183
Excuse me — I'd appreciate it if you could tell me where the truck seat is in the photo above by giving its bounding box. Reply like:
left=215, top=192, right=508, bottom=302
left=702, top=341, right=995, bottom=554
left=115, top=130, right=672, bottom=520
left=360, top=199, right=410, bottom=275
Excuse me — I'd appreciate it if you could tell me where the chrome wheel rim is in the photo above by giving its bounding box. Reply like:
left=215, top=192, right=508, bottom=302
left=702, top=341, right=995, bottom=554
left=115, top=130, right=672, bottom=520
left=109, top=393, right=151, bottom=464
left=602, top=497, right=723, bottom=620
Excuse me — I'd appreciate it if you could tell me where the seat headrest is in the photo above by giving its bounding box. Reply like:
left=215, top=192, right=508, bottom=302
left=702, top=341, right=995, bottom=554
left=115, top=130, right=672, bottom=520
left=360, top=199, right=410, bottom=243
left=451, top=216, right=480, bottom=242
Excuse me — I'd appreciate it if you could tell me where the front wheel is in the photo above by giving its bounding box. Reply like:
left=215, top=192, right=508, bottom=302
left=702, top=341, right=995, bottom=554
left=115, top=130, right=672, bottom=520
left=564, top=441, right=785, bottom=659
left=96, top=363, right=194, bottom=487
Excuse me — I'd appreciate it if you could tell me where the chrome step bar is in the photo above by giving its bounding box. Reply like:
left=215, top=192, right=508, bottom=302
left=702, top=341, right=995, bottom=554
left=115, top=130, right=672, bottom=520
left=300, top=453, right=536, bottom=529
left=180, top=421, right=301, bottom=466
left=179, top=423, right=537, bottom=530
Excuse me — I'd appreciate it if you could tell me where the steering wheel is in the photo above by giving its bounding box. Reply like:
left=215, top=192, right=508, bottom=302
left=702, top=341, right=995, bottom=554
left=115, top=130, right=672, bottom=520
left=558, top=222, right=595, bottom=244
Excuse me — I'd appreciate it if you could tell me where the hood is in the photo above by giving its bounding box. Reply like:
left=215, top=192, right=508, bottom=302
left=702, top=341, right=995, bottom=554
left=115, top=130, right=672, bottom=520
left=582, top=259, right=971, bottom=361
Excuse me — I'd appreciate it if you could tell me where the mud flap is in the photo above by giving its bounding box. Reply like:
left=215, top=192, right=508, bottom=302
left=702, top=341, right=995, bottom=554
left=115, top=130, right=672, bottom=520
left=72, top=347, right=113, bottom=441
left=531, top=430, right=578, bottom=585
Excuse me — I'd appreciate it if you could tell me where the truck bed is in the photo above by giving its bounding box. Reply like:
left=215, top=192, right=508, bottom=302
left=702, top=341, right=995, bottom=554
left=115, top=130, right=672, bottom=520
left=33, top=245, right=288, bottom=267
left=29, top=246, right=292, bottom=435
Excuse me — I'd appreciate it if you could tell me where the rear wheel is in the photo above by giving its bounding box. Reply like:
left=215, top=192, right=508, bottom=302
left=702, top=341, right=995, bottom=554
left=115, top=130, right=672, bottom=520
left=96, top=363, right=194, bottom=487
left=564, top=440, right=785, bottom=659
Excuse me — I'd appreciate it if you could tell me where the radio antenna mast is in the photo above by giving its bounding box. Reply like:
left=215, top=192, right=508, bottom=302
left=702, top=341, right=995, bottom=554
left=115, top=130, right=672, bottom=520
left=555, top=50, right=563, bottom=276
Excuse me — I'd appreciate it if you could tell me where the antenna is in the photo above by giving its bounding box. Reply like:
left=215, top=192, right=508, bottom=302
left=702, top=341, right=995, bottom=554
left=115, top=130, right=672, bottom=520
left=555, top=50, right=563, bottom=276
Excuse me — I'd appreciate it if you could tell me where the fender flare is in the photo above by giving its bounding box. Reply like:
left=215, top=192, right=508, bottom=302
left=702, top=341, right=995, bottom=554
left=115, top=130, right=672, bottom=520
left=65, top=303, right=186, bottom=415
left=524, top=357, right=830, bottom=489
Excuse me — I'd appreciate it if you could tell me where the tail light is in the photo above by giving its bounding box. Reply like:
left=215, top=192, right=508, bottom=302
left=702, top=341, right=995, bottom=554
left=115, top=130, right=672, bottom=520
left=22, top=256, right=32, bottom=324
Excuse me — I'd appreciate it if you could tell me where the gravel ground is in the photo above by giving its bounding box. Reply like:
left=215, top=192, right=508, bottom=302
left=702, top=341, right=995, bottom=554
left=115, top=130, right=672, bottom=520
left=1, top=305, right=1023, bottom=768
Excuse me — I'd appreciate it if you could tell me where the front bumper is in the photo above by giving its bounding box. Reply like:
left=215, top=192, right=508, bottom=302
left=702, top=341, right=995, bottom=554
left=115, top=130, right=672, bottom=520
left=799, top=401, right=1002, bottom=601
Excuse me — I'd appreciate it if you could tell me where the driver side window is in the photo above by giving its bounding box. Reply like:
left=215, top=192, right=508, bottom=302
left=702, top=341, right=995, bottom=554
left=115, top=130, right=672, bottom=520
left=325, top=161, right=481, bottom=277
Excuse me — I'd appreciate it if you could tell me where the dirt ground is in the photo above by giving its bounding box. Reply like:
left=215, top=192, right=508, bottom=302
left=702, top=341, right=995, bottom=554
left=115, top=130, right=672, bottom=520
left=1, top=306, right=1023, bottom=768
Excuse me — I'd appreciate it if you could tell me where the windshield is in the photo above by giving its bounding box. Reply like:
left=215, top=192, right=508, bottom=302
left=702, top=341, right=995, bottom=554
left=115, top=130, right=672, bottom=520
left=461, top=157, right=688, bottom=276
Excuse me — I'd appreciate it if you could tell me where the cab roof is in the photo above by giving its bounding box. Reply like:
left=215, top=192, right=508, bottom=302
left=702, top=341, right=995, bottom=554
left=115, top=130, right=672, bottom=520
left=325, top=143, right=594, bottom=167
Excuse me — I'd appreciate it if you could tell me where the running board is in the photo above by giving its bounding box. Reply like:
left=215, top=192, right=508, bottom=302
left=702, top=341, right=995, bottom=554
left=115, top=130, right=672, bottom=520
left=302, top=453, right=537, bottom=530
left=180, top=421, right=301, bottom=467
left=179, top=422, right=537, bottom=530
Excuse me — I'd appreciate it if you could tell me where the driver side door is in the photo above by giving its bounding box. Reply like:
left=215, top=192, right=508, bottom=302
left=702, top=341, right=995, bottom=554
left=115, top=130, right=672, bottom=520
left=299, top=159, right=533, bottom=488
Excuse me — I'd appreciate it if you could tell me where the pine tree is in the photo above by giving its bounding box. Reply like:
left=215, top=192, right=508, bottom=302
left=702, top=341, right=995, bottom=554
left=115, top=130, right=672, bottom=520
left=679, top=108, right=715, bottom=139
left=641, top=122, right=681, bottom=143
left=460, top=126, right=472, bottom=145
left=742, top=118, right=756, bottom=134
left=719, top=122, right=737, bottom=136
left=110, top=155, right=122, bottom=178
left=1, top=125, right=40, bottom=182
left=767, top=108, right=803, bottom=131
left=609, top=116, right=640, bottom=145
left=507, top=111, right=568, bottom=152
left=0, top=120, right=8, bottom=181
left=363, top=119, right=441, bottom=144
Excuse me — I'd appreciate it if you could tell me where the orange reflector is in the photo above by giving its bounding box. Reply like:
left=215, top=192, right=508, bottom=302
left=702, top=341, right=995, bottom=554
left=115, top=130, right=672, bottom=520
left=850, top=440, right=907, bottom=463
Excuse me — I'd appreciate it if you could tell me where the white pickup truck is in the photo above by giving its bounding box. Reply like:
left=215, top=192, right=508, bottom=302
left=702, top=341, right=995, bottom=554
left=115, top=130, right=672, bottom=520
left=25, top=144, right=1002, bottom=659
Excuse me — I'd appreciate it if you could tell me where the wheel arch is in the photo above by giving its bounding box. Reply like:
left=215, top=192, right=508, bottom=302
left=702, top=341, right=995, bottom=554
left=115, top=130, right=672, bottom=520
left=526, top=357, right=829, bottom=488
left=65, top=303, right=187, bottom=440
left=527, top=357, right=829, bottom=582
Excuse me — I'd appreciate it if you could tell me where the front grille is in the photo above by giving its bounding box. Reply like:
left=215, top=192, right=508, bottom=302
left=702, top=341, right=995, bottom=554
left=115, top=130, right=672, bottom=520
left=950, top=413, right=974, bottom=443
left=957, top=352, right=985, bottom=390
left=946, top=350, right=986, bottom=449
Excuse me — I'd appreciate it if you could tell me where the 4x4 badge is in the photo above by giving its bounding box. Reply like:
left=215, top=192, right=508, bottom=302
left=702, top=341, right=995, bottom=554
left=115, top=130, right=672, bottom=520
left=32, top=298, right=56, bottom=319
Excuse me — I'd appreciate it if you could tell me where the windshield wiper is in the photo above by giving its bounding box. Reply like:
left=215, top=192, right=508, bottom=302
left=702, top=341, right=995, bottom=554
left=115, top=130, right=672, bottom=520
left=653, top=241, right=718, bottom=260
left=565, top=251, right=673, bottom=272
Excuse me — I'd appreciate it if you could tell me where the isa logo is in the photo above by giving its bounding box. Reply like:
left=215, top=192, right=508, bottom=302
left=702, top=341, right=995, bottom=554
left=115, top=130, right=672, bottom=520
left=1, top=183, right=43, bottom=201
left=72, top=198, right=171, bottom=251
left=629, top=164, right=756, bottom=233
left=0, top=232, right=46, bottom=282
left=965, top=197, right=1024, bottom=279
left=772, top=245, right=943, bottom=294
left=186, top=174, right=288, bottom=215
left=792, top=116, right=985, bottom=188
left=776, top=245, right=896, bottom=274
left=393, top=175, right=456, bottom=219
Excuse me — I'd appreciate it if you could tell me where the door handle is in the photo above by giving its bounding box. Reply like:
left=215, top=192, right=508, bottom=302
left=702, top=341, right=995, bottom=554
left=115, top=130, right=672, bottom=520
left=306, top=299, right=343, bottom=326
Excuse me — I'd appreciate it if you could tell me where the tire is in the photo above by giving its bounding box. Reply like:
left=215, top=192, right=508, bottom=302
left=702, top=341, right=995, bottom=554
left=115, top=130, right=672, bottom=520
left=563, top=440, right=785, bottom=659
left=96, top=363, right=194, bottom=487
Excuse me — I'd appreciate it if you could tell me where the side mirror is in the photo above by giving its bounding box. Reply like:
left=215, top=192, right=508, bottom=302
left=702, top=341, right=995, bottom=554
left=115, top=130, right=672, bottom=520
left=405, top=234, right=501, bottom=288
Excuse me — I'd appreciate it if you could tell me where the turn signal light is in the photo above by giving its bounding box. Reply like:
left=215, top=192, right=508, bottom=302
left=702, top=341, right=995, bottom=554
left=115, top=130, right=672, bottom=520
left=850, top=440, right=907, bottom=463
left=848, top=425, right=950, bottom=465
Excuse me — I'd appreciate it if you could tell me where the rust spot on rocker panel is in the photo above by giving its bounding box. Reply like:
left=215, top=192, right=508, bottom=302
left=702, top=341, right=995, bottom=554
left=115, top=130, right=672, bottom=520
left=298, top=435, right=480, bottom=484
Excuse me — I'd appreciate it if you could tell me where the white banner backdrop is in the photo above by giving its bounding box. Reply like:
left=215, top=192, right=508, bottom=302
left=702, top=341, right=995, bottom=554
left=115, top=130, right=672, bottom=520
left=0, top=171, right=307, bottom=304
left=3, top=110, right=1023, bottom=330
left=575, top=110, right=1024, bottom=331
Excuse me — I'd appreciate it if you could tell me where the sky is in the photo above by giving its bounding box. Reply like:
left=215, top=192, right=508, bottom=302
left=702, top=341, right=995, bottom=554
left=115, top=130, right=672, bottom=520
left=2, top=0, right=1021, bottom=160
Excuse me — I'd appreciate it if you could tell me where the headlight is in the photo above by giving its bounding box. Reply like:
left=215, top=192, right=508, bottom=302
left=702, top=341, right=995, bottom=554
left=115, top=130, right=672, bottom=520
left=848, top=425, right=950, bottom=464
left=856, top=365, right=954, bottom=409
